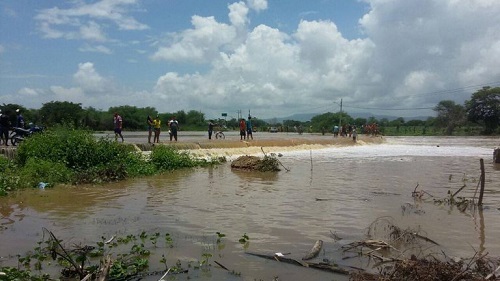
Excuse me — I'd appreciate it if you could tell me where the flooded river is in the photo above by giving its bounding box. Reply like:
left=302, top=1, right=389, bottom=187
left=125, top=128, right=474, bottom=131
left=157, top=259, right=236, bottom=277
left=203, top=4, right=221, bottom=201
left=1, top=135, right=499, bottom=280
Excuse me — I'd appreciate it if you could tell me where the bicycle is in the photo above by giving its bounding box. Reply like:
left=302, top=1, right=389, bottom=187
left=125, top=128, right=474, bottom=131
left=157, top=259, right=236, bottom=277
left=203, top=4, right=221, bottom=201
left=215, top=125, right=225, bottom=139
left=215, top=124, right=226, bottom=140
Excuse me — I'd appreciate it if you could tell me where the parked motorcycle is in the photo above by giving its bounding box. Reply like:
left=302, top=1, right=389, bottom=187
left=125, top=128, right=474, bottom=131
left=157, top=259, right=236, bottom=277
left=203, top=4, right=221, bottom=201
left=10, top=124, right=44, bottom=146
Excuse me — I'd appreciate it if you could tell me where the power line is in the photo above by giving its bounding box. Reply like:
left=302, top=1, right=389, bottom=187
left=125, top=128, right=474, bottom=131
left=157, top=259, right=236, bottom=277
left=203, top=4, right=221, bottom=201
left=417, top=81, right=500, bottom=97
left=339, top=81, right=500, bottom=111
left=286, top=81, right=500, bottom=115
left=344, top=105, right=434, bottom=111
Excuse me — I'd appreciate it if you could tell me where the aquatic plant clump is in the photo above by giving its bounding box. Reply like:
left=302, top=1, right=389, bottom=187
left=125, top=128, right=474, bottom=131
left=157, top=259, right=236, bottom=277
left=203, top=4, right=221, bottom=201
left=349, top=255, right=500, bottom=281
left=149, top=145, right=221, bottom=171
left=0, top=229, right=221, bottom=280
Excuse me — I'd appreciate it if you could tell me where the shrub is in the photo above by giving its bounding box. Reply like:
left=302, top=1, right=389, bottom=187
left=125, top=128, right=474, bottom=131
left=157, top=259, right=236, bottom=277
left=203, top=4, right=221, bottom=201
left=17, top=158, right=73, bottom=188
left=73, top=162, right=127, bottom=184
left=0, top=174, right=19, bottom=196
left=0, top=158, right=18, bottom=195
left=123, top=152, right=157, bottom=177
left=0, top=156, right=10, bottom=173
left=150, top=145, right=198, bottom=171
left=15, top=128, right=146, bottom=183
left=3, top=128, right=223, bottom=194
left=16, top=128, right=135, bottom=171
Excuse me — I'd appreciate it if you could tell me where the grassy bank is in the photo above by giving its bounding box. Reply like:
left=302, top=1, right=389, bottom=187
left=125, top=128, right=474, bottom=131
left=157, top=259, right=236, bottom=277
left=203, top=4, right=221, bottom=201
left=0, top=128, right=223, bottom=196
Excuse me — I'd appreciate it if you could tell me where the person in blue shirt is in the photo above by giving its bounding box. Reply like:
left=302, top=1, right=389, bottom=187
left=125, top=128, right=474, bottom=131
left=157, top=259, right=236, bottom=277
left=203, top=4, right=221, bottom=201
left=16, top=109, right=25, bottom=128
left=246, top=116, right=253, bottom=140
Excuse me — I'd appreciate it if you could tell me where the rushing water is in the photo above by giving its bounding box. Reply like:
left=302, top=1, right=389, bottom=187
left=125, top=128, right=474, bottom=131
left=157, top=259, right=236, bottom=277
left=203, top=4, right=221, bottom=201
left=1, top=135, right=499, bottom=280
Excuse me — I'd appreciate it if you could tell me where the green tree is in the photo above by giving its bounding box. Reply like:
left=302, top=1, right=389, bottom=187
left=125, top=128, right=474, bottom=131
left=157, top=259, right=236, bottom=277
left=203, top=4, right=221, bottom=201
left=353, top=118, right=367, bottom=127
left=172, top=110, right=187, bottom=127
left=406, top=119, right=425, bottom=126
left=250, top=117, right=266, bottom=131
left=226, top=118, right=238, bottom=129
left=1, top=104, right=31, bottom=127
left=185, top=110, right=205, bottom=129
left=39, top=101, right=84, bottom=127
left=108, top=106, right=157, bottom=131
left=82, top=107, right=108, bottom=130
left=367, top=116, right=378, bottom=124
left=389, top=117, right=405, bottom=133
left=465, top=86, right=500, bottom=134
left=311, top=112, right=337, bottom=132
left=434, top=100, right=465, bottom=135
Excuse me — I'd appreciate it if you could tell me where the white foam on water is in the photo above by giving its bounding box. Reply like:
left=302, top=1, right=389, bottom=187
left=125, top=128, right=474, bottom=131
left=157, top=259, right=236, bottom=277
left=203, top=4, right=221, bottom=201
left=273, top=136, right=496, bottom=161
left=280, top=143, right=492, bottom=160
left=181, top=136, right=497, bottom=161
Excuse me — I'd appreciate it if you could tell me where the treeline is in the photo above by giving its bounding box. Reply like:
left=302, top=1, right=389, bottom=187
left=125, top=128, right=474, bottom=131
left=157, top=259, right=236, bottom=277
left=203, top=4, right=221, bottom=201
left=1, top=86, right=498, bottom=135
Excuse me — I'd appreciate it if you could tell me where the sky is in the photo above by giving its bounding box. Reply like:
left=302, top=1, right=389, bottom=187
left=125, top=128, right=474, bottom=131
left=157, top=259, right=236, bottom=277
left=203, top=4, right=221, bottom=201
left=1, top=0, right=500, bottom=121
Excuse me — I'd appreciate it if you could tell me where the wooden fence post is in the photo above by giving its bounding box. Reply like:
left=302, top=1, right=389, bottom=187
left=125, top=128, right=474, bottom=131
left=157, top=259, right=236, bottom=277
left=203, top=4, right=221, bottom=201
left=478, top=158, right=485, bottom=206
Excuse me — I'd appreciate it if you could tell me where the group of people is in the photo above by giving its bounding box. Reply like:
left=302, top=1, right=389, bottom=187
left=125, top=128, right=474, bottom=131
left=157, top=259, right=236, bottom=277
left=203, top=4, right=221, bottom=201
left=0, top=109, right=25, bottom=146
left=112, top=113, right=256, bottom=143
left=146, top=115, right=179, bottom=143
left=206, top=116, right=254, bottom=140
left=239, top=116, right=253, bottom=140
left=333, top=124, right=357, bottom=137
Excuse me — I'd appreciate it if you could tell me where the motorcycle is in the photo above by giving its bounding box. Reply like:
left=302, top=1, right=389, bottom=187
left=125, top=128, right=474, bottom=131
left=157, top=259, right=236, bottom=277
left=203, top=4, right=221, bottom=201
left=10, top=125, right=44, bottom=146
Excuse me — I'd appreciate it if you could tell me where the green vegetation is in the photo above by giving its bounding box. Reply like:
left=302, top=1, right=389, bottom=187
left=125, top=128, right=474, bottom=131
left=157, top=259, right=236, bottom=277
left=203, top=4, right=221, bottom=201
left=0, top=228, right=232, bottom=280
left=1, top=85, right=498, bottom=136
left=0, top=127, right=223, bottom=195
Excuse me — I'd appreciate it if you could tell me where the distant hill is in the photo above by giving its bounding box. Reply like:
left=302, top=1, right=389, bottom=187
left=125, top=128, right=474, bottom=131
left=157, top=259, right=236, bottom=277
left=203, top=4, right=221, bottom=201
left=264, top=112, right=432, bottom=123
left=350, top=112, right=433, bottom=122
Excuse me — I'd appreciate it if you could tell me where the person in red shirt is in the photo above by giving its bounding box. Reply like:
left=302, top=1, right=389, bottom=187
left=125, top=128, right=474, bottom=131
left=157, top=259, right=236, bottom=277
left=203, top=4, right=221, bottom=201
left=239, top=118, right=246, bottom=140
left=113, top=112, right=124, bottom=142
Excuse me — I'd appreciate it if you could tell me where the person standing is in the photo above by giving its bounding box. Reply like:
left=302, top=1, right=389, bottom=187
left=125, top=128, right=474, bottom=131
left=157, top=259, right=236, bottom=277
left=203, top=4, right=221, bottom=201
left=352, top=128, right=358, bottom=142
left=239, top=118, right=246, bottom=140
left=113, top=112, right=124, bottom=142
left=147, top=115, right=154, bottom=143
left=153, top=115, right=161, bottom=143
left=168, top=116, right=179, bottom=141
left=16, top=109, right=25, bottom=128
left=208, top=120, right=215, bottom=140
left=246, top=116, right=253, bottom=140
left=333, top=125, right=339, bottom=137
left=0, top=110, right=11, bottom=146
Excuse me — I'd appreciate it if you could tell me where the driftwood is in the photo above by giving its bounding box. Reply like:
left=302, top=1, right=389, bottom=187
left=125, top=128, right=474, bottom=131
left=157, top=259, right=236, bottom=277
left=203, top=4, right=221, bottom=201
left=261, top=147, right=290, bottom=172
left=302, top=240, right=323, bottom=260
left=214, top=260, right=229, bottom=271
left=246, top=251, right=350, bottom=275
left=97, top=255, right=113, bottom=281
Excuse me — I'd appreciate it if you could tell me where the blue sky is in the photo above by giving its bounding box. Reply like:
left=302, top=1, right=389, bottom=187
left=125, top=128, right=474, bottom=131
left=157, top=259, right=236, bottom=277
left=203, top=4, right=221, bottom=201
left=1, top=0, right=500, bottom=120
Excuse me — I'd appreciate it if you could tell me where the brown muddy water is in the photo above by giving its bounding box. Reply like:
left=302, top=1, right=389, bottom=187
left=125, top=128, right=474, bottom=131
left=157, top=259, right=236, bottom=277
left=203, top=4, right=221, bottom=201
left=1, top=135, right=500, bottom=281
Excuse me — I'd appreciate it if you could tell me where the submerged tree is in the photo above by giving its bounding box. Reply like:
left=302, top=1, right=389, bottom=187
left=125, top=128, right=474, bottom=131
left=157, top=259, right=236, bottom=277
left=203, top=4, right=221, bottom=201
left=465, top=86, right=500, bottom=134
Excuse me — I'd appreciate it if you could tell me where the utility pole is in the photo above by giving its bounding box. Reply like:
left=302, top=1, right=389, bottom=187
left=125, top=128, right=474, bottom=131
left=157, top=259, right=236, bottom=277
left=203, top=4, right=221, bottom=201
left=339, top=98, right=343, bottom=130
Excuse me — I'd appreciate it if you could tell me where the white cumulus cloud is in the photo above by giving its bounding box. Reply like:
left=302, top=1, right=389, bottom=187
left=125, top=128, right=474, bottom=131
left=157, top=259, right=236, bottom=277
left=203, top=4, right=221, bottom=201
left=73, top=62, right=110, bottom=93
left=35, top=0, right=148, bottom=41
left=8, top=0, right=500, bottom=119
left=151, top=16, right=237, bottom=63
left=246, top=0, right=268, bottom=12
